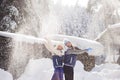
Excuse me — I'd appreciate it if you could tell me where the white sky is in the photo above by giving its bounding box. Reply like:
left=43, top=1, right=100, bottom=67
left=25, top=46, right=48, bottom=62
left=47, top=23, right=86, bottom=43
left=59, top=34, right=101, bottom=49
left=53, top=0, right=89, bottom=8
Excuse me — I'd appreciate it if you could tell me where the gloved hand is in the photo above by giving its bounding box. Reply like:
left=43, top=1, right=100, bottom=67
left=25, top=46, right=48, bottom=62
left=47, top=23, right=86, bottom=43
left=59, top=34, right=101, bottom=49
left=86, top=48, right=92, bottom=52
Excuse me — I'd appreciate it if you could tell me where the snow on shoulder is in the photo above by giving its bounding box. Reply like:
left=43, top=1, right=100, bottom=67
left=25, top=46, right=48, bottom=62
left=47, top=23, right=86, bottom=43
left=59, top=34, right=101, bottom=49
left=49, top=34, right=104, bottom=56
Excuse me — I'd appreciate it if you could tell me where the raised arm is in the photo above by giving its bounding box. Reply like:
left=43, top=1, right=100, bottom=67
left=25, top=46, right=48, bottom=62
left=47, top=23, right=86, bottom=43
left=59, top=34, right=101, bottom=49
left=69, top=47, right=92, bottom=54
left=69, top=49, right=88, bottom=54
left=44, top=38, right=56, bottom=54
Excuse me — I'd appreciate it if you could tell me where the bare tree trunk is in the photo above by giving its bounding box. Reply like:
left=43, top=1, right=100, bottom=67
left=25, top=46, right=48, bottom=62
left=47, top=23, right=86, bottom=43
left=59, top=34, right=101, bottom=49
left=0, top=36, right=12, bottom=70
left=117, top=49, right=120, bottom=64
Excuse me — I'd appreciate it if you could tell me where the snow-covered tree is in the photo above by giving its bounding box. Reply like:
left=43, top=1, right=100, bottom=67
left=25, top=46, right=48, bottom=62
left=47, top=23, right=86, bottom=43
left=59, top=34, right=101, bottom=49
left=53, top=4, right=91, bottom=38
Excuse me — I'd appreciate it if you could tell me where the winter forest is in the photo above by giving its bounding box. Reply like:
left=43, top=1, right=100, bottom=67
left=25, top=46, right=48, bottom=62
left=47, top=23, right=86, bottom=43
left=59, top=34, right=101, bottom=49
left=0, top=0, right=120, bottom=80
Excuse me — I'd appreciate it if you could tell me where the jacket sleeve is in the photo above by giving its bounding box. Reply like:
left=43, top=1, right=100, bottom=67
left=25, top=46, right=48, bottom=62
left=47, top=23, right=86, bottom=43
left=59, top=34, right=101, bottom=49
left=69, top=47, right=88, bottom=54
left=73, top=49, right=87, bottom=54
left=44, top=38, right=54, bottom=54
left=44, top=38, right=58, bottom=55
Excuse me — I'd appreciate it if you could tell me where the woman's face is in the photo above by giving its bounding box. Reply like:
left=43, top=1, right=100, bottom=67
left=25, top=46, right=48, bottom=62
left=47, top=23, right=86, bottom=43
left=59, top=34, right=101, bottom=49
left=57, top=45, right=63, bottom=50
left=66, top=42, right=72, bottom=47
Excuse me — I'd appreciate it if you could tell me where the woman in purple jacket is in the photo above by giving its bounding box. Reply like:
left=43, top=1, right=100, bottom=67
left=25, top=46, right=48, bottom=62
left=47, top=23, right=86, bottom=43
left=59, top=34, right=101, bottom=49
left=63, top=39, right=92, bottom=80
left=44, top=37, right=64, bottom=80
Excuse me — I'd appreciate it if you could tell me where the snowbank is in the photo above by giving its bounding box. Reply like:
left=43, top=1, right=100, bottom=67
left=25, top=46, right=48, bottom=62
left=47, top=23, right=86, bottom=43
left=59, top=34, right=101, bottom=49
left=49, top=34, right=104, bottom=56
left=0, top=69, right=13, bottom=80
left=0, top=31, right=45, bottom=44
left=96, top=23, right=120, bottom=41
left=0, top=31, right=62, bottom=45
left=92, top=63, right=120, bottom=80
left=17, top=58, right=120, bottom=80
left=109, top=23, right=120, bottom=29
left=0, top=31, right=104, bottom=56
left=17, top=58, right=53, bottom=80
left=5, top=59, right=120, bottom=80
left=95, top=23, right=120, bottom=61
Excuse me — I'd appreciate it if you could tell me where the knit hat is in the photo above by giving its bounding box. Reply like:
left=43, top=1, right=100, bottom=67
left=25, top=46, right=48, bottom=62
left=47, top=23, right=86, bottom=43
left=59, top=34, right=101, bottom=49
left=63, top=38, right=71, bottom=45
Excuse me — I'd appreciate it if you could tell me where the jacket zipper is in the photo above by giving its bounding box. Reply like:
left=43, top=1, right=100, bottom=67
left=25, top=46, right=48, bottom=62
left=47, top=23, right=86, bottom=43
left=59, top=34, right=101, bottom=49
left=70, top=57, right=73, bottom=64
left=56, top=59, right=58, bottom=65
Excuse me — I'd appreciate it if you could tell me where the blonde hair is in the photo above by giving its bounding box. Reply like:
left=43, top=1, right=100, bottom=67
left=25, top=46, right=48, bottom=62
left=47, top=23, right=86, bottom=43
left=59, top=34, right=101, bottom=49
left=54, top=43, right=64, bottom=50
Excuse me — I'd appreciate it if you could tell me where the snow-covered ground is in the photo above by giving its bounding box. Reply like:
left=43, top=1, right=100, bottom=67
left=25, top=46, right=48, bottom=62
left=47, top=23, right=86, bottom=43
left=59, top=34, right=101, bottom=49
left=0, top=31, right=119, bottom=80
left=0, top=58, right=120, bottom=80
left=17, top=58, right=120, bottom=80
left=0, top=69, right=13, bottom=80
